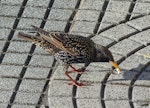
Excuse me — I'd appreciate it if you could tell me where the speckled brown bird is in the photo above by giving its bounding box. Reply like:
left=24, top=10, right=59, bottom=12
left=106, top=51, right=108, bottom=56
left=18, top=25, right=120, bottom=86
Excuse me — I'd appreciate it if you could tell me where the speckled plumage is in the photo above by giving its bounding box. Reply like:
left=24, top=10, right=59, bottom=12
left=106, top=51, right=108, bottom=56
left=18, top=25, right=120, bottom=86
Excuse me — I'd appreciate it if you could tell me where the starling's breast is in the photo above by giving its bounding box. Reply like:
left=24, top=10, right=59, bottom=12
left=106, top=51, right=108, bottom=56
left=54, top=51, right=85, bottom=64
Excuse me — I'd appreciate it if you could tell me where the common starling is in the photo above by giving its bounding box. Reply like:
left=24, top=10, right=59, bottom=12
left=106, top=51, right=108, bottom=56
left=18, top=25, right=120, bottom=86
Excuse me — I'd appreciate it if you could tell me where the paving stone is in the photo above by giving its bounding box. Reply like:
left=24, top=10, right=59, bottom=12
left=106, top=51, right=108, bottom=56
left=105, top=100, right=130, bottom=108
left=119, top=54, right=150, bottom=72
left=24, top=67, right=50, bottom=79
left=70, top=21, right=96, bottom=34
left=136, top=46, right=150, bottom=57
left=14, top=92, right=41, bottom=104
left=0, top=78, right=18, bottom=90
left=102, top=11, right=127, bottom=24
left=107, top=70, right=137, bottom=85
left=18, top=79, right=45, bottom=93
left=91, top=34, right=114, bottom=46
left=27, top=0, right=50, bottom=7
left=133, top=2, right=150, bottom=14
left=129, top=29, right=150, bottom=46
left=52, top=0, right=78, bottom=9
left=17, top=18, right=41, bottom=29
left=133, top=101, right=150, bottom=108
left=0, top=40, right=5, bottom=53
left=98, top=22, right=114, bottom=32
left=107, top=0, right=131, bottom=13
left=75, top=10, right=100, bottom=21
left=8, top=41, right=32, bottom=53
left=0, top=90, right=12, bottom=103
left=2, top=53, right=27, bottom=65
left=29, top=54, right=54, bottom=67
left=127, top=15, right=150, bottom=31
left=1, top=0, right=22, bottom=5
left=0, top=65, right=22, bottom=77
left=48, top=9, right=73, bottom=20
left=109, top=39, right=142, bottom=56
left=79, top=0, right=104, bottom=10
left=12, top=104, right=36, bottom=108
left=100, top=24, right=137, bottom=41
left=22, top=6, right=46, bottom=18
left=76, top=83, right=101, bottom=98
left=48, top=80, right=73, bottom=97
left=33, top=45, right=51, bottom=55
left=0, top=28, right=11, bottom=39
left=132, top=86, right=150, bottom=102
left=80, top=63, right=111, bottom=82
left=104, top=84, right=128, bottom=100
left=44, top=20, right=67, bottom=31
left=0, top=5, right=20, bottom=16
left=0, top=104, right=8, bottom=108
left=77, top=99, right=102, bottom=108
left=48, top=97, right=73, bottom=108
left=0, top=17, right=15, bottom=28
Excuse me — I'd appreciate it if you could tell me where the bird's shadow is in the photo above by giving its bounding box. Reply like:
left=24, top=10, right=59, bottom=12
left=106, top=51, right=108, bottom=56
left=107, top=63, right=150, bottom=82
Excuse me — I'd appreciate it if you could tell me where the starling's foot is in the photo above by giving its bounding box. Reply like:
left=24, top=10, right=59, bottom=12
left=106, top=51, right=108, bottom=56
left=68, top=81, right=87, bottom=87
left=69, top=65, right=85, bottom=74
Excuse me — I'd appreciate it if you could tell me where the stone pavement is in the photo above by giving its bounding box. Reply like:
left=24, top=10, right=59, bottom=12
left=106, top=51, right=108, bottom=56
left=0, top=0, right=150, bottom=108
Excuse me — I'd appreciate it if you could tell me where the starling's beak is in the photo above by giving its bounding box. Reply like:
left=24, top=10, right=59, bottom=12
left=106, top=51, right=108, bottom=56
left=109, top=61, right=121, bottom=74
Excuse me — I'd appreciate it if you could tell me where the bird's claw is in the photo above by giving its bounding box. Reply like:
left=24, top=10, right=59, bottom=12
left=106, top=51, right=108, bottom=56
left=68, top=81, right=88, bottom=87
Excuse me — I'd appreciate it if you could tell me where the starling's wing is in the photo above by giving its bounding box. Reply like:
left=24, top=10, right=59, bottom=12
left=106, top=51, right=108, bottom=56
left=31, top=25, right=94, bottom=58
left=18, top=32, right=60, bottom=55
left=41, top=32, right=94, bottom=57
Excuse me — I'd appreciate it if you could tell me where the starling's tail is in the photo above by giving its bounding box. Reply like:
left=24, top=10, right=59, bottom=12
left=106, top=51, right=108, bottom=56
left=18, top=32, right=42, bottom=44
left=31, top=25, right=50, bottom=36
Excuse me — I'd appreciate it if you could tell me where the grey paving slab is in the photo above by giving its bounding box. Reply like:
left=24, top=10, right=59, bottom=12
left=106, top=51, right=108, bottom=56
left=1, top=0, right=22, bottom=5
left=0, top=5, right=20, bottom=16
left=22, top=6, right=47, bottom=19
left=75, top=10, right=100, bottom=21
left=79, top=0, right=104, bottom=10
left=12, top=104, right=36, bottom=108
left=109, top=39, right=142, bottom=56
left=129, top=29, right=150, bottom=46
left=8, top=41, right=32, bottom=53
left=0, top=78, right=18, bottom=90
left=91, top=34, right=114, bottom=46
left=27, top=0, right=50, bottom=7
left=119, top=54, right=150, bottom=72
left=52, top=0, right=78, bottom=9
left=48, top=80, right=73, bottom=97
left=127, top=15, right=150, bottom=31
left=0, top=65, right=22, bottom=77
left=107, top=0, right=131, bottom=13
left=2, top=53, right=27, bottom=65
left=132, top=86, right=150, bottom=101
left=76, top=83, right=101, bottom=98
left=100, top=24, right=137, bottom=41
left=0, top=40, right=5, bottom=53
left=102, top=11, right=127, bottom=24
left=0, top=17, right=15, bottom=28
left=0, top=28, right=11, bottom=39
left=70, top=21, right=97, bottom=34
left=105, top=100, right=130, bottom=108
left=24, top=67, right=51, bottom=79
left=29, top=54, right=54, bottom=67
left=77, top=99, right=102, bottom=108
left=0, top=90, right=12, bottom=103
left=48, top=9, right=73, bottom=21
left=18, top=79, right=45, bottom=93
left=48, top=97, right=74, bottom=108
left=104, top=84, right=128, bottom=100
left=14, top=92, right=41, bottom=104
left=44, top=20, right=67, bottom=31
left=133, top=2, right=150, bottom=14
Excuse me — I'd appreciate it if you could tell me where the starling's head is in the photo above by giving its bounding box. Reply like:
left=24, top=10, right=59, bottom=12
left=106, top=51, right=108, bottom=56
left=94, top=44, right=120, bottom=74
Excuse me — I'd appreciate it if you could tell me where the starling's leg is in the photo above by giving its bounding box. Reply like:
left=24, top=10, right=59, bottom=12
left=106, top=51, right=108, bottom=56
left=65, top=71, right=86, bottom=87
left=69, top=64, right=85, bottom=74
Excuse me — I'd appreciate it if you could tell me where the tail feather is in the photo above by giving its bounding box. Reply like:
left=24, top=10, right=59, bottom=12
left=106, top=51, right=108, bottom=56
left=31, top=25, right=50, bottom=36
